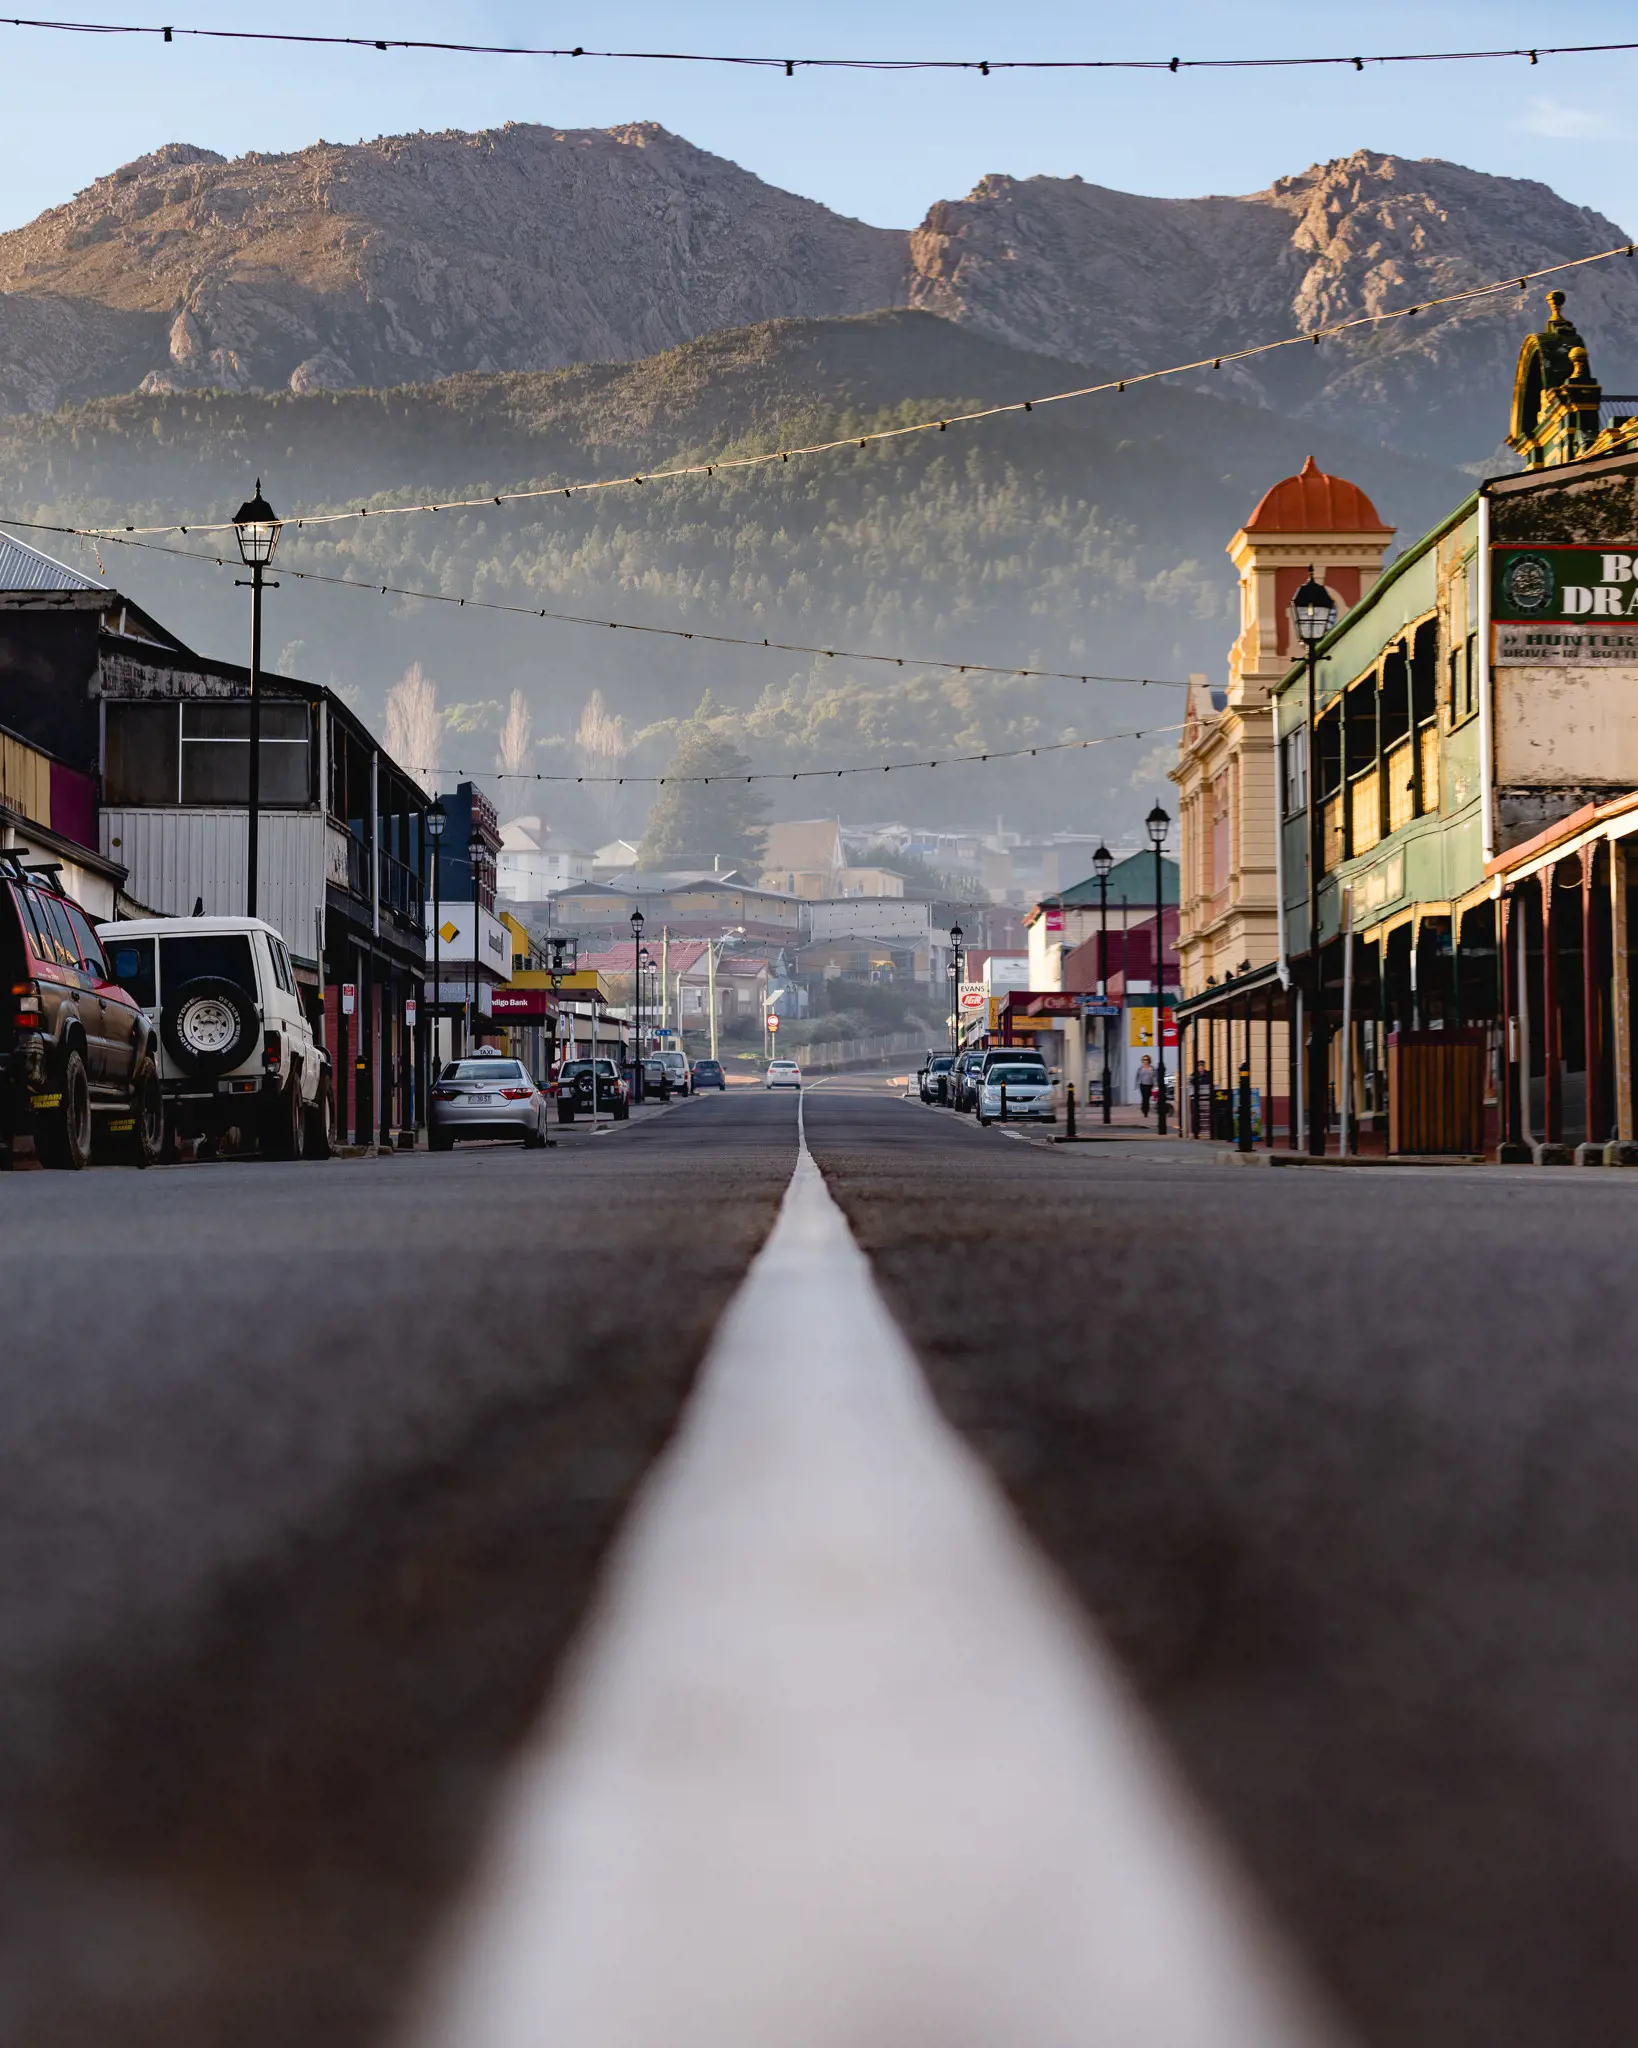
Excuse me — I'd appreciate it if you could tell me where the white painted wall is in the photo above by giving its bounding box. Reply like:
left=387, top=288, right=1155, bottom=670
left=1494, top=666, right=1638, bottom=786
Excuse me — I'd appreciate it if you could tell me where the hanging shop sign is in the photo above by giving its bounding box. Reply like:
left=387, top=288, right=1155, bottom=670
left=1492, top=545, right=1638, bottom=663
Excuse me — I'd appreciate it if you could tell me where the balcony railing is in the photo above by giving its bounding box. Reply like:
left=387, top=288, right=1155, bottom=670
left=1322, top=794, right=1345, bottom=875
left=1419, top=722, right=1440, bottom=818
left=1351, top=770, right=1381, bottom=857
left=380, top=849, right=423, bottom=927
left=1386, top=737, right=1416, bottom=836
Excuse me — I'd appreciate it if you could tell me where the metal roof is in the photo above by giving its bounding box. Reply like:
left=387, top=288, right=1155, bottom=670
left=0, top=529, right=106, bottom=592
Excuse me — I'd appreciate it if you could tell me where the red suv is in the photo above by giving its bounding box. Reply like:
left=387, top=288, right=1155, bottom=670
left=0, top=852, right=164, bottom=1169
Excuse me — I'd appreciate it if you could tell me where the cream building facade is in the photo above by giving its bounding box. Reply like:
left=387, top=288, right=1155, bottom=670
left=1174, top=457, right=1395, bottom=997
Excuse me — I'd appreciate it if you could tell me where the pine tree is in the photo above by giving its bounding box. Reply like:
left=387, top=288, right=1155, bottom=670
left=637, top=717, right=770, bottom=873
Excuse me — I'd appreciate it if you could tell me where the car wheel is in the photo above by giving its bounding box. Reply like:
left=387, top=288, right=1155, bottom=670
left=161, top=976, right=258, bottom=1079
left=305, top=1075, right=335, bottom=1159
left=109, top=1054, right=165, bottom=1167
left=558, top=1105, right=575, bottom=1124
left=261, top=1070, right=306, bottom=1160
left=524, top=1119, right=547, bottom=1150
left=37, top=1047, right=93, bottom=1170
left=978, top=1111, right=991, bottom=1126
left=430, top=1129, right=455, bottom=1152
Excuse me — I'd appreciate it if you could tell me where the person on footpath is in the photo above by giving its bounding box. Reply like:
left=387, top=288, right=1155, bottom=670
left=1137, top=1052, right=1156, bottom=1119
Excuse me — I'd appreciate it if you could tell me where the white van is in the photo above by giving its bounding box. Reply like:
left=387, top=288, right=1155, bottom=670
left=98, top=915, right=334, bottom=1158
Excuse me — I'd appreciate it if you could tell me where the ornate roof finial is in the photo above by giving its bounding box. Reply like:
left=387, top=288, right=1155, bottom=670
left=1546, top=289, right=1568, bottom=325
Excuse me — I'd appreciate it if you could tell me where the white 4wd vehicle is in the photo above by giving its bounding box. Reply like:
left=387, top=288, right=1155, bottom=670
left=97, top=915, right=334, bottom=1159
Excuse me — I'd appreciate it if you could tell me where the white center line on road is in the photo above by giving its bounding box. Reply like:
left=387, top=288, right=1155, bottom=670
left=405, top=1096, right=1346, bottom=2048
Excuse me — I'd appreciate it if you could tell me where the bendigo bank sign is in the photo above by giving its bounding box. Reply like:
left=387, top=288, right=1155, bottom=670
left=1493, top=546, right=1638, bottom=664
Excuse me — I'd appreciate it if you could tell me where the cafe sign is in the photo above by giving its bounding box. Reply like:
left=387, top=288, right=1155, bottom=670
left=1493, top=545, right=1638, bottom=664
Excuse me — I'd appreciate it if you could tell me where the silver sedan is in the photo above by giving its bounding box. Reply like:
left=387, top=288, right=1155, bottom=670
left=429, top=1054, right=550, bottom=1151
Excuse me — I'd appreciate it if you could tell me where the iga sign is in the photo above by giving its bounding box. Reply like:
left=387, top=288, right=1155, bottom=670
left=1493, top=546, right=1638, bottom=663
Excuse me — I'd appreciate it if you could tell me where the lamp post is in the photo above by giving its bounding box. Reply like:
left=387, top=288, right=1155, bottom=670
left=427, top=797, right=445, bottom=1076
left=1093, top=841, right=1114, bottom=1124
left=231, top=482, right=281, bottom=918
left=948, top=920, right=964, bottom=1056
left=1292, top=569, right=1339, bottom=1155
left=630, top=906, right=645, bottom=1100
left=1145, top=803, right=1171, bottom=1136
left=467, top=825, right=485, bottom=1055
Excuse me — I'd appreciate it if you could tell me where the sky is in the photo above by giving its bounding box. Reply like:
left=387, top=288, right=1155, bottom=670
left=3, top=0, right=1638, bottom=235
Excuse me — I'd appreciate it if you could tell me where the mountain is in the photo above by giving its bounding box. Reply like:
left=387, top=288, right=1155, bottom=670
left=2, top=130, right=1635, bottom=466
left=908, top=149, right=1638, bottom=467
left=0, top=123, right=906, bottom=412
left=0, top=311, right=1466, bottom=842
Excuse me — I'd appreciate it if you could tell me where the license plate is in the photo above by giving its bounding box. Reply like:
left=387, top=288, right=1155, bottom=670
left=468, top=1093, right=497, bottom=1105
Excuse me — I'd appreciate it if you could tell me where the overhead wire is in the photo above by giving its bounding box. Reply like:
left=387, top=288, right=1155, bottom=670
left=30, top=240, right=1636, bottom=543
left=0, top=517, right=1188, bottom=691
left=2, top=15, right=1635, bottom=74
left=407, top=723, right=1186, bottom=787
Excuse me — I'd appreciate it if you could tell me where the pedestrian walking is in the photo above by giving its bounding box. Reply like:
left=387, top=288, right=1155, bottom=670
left=1137, top=1052, right=1156, bottom=1119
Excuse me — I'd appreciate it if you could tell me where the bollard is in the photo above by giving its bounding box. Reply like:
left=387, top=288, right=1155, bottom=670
left=1000, top=1083, right=1008, bottom=1123
left=1237, top=1058, right=1253, bottom=1154
left=1065, top=1082, right=1077, bottom=1141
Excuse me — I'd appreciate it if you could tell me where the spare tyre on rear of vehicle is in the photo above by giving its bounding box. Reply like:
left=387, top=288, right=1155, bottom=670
left=162, top=975, right=258, bottom=1078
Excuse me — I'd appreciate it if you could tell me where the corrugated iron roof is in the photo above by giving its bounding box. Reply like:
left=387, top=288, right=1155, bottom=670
left=0, top=529, right=106, bottom=593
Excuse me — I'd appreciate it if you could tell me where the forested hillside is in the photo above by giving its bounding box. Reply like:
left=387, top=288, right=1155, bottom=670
left=0, top=312, right=1465, bottom=840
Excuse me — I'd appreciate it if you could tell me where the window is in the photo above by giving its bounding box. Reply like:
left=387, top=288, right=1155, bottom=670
left=449, top=1059, right=524, bottom=1081
left=1463, top=632, right=1478, bottom=721
left=1282, top=726, right=1308, bottom=816
left=10, top=884, right=57, bottom=965
left=1210, top=773, right=1231, bottom=891
left=65, top=904, right=109, bottom=978
left=38, top=892, right=84, bottom=971
left=158, top=931, right=257, bottom=998
left=105, top=702, right=180, bottom=804
left=181, top=701, right=312, bottom=806
left=106, top=935, right=157, bottom=1008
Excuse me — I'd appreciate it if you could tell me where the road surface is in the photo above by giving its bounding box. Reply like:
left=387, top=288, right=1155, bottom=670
left=6, top=1080, right=1638, bottom=2048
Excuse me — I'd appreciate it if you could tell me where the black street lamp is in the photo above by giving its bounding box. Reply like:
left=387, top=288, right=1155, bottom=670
left=948, top=920, right=964, bottom=1055
left=1293, top=569, right=1339, bottom=1155
left=1145, top=803, right=1171, bottom=1136
left=630, top=905, right=645, bottom=1100
left=468, top=825, right=485, bottom=1055
left=1093, top=841, right=1114, bottom=1124
left=427, top=796, right=445, bottom=1077
left=231, top=481, right=281, bottom=918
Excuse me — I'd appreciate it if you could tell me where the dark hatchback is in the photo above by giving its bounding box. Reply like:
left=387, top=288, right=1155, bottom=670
left=690, top=1058, right=727, bottom=1092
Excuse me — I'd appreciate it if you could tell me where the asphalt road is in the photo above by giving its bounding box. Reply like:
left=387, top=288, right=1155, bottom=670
left=806, top=1081, right=1638, bottom=2048
left=0, top=1094, right=795, bottom=2048
left=11, top=1078, right=1638, bottom=2048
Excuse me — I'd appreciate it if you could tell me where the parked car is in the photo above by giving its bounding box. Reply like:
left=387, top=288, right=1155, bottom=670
left=977, top=1060, right=1057, bottom=1126
left=764, top=1058, right=802, bottom=1090
left=970, top=1045, right=1048, bottom=1109
left=429, top=1048, right=549, bottom=1151
left=556, top=1057, right=629, bottom=1123
left=643, top=1047, right=692, bottom=1096
left=950, top=1048, right=987, bottom=1111
left=919, top=1053, right=955, bottom=1104
left=690, top=1057, right=727, bottom=1092
left=1, top=852, right=164, bottom=1169
left=100, top=914, right=333, bottom=1159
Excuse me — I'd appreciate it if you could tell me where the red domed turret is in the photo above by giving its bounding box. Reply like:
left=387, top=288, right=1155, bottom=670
left=1243, top=455, right=1391, bottom=536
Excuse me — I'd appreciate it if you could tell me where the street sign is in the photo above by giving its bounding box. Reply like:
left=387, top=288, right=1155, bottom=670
left=405, top=999, right=417, bottom=1026
left=767, top=1013, right=780, bottom=1032
left=1079, top=997, right=1121, bottom=1018
left=341, top=982, right=356, bottom=1016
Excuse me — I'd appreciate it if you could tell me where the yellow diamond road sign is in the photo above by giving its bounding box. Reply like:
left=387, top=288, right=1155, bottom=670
left=439, top=919, right=460, bottom=944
